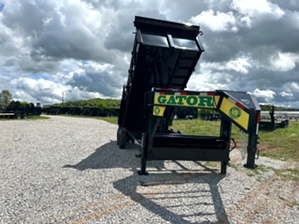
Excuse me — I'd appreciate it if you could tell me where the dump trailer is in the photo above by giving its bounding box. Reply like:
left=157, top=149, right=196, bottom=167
left=117, top=16, right=260, bottom=175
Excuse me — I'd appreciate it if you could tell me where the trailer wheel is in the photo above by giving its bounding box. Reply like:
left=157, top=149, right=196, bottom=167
left=22, top=113, right=28, bottom=119
left=116, top=127, right=120, bottom=145
left=15, top=113, right=21, bottom=120
left=281, top=121, right=288, bottom=128
left=116, top=127, right=123, bottom=145
left=118, top=127, right=127, bottom=149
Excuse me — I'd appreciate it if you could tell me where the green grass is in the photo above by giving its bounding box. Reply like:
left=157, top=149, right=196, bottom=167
left=29, top=115, right=50, bottom=120
left=246, top=164, right=273, bottom=179
left=257, top=122, right=299, bottom=161
left=275, top=168, right=299, bottom=182
left=169, top=119, right=299, bottom=163
left=96, top=116, right=118, bottom=124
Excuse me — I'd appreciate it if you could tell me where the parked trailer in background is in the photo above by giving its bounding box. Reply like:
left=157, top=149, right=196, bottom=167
left=265, top=111, right=299, bottom=121
left=175, top=107, right=198, bottom=119
left=0, top=110, right=26, bottom=119
left=260, top=105, right=289, bottom=130
left=82, top=107, right=109, bottom=116
left=0, top=103, right=42, bottom=119
left=46, top=106, right=63, bottom=115
left=117, top=16, right=260, bottom=175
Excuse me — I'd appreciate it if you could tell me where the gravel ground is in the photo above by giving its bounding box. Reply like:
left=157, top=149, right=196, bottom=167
left=0, top=115, right=298, bottom=224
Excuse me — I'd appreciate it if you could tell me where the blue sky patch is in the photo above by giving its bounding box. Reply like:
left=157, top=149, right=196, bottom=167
left=29, top=73, right=49, bottom=80
left=0, top=3, right=4, bottom=12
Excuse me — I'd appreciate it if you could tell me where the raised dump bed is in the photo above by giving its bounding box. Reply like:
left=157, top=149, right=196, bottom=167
left=117, top=16, right=260, bottom=175
left=118, top=16, right=204, bottom=141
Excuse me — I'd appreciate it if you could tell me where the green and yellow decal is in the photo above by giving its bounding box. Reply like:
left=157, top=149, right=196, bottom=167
left=153, top=92, right=219, bottom=117
left=219, top=97, right=249, bottom=131
left=154, top=94, right=218, bottom=108
left=152, top=106, right=166, bottom=116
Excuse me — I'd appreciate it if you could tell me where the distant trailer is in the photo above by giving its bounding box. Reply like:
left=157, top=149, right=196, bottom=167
left=274, top=111, right=299, bottom=120
left=260, top=105, right=289, bottom=130
left=0, top=102, right=42, bottom=119
left=0, top=111, right=29, bottom=119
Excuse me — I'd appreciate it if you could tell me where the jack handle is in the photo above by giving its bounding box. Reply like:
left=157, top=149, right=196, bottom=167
left=230, top=138, right=236, bottom=152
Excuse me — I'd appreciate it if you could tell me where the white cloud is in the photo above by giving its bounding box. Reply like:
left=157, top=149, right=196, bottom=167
left=231, top=0, right=284, bottom=19
left=290, top=11, right=299, bottom=29
left=269, top=52, right=299, bottom=72
left=253, top=89, right=276, bottom=102
left=200, top=58, right=252, bottom=74
left=187, top=73, right=227, bottom=91
left=10, top=77, right=66, bottom=103
left=226, top=58, right=252, bottom=74
left=280, top=91, right=293, bottom=97
left=290, top=82, right=299, bottom=91
left=10, top=76, right=104, bottom=104
left=239, top=16, right=251, bottom=27
left=190, top=10, right=237, bottom=32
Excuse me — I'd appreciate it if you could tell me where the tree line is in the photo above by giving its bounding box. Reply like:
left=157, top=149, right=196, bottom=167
left=47, top=98, right=120, bottom=109
left=0, top=89, right=121, bottom=110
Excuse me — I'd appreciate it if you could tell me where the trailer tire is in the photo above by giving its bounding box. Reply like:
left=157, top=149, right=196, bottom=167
left=282, top=122, right=286, bottom=128
left=22, top=113, right=28, bottom=119
left=282, top=121, right=288, bottom=128
left=116, top=128, right=120, bottom=145
left=116, top=127, right=122, bottom=145
left=118, top=128, right=127, bottom=149
left=15, top=113, right=21, bottom=120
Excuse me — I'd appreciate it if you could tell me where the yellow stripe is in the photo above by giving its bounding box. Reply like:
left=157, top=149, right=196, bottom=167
left=213, top=96, right=220, bottom=108
left=219, top=97, right=249, bottom=130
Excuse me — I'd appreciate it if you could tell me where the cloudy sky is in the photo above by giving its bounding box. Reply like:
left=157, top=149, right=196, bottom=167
left=0, top=0, right=299, bottom=107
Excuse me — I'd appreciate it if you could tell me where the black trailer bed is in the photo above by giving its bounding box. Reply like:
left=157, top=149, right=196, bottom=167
left=118, top=16, right=204, bottom=140
left=153, top=134, right=226, bottom=149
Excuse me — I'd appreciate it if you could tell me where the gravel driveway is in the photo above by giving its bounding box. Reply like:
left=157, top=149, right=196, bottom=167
left=0, top=115, right=298, bottom=223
